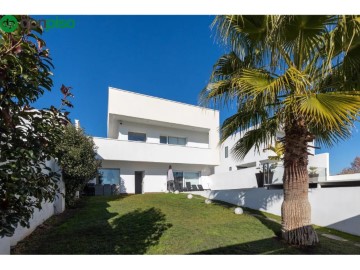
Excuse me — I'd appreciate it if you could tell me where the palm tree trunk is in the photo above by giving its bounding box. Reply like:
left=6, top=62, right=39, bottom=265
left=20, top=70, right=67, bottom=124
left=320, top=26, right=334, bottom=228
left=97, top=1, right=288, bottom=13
left=281, top=119, right=319, bottom=246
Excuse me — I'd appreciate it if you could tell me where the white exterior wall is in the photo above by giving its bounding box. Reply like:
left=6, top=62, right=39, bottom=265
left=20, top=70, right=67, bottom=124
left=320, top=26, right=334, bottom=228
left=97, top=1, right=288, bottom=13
left=101, top=160, right=213, bottom=194
left=328, top=173, right=360, bottom=181
left=308, top=153, right=330, bottom=178
left=0, top=160, right=65, bottom=254
left=107, top=87, right=220, bottom=153
left=215, top=130, right=285, bottom=174
left=94, top=137, right=218, bottom=165
left=202, top=186, right=360, bottom=236
left=215, top=128, right=327, bottom=178
left=0, top=195, right=65, bottom=254
left=117, top=121, right=209, bottom=148
left=209, top=167, right=258, bottom=190
left=96, top=87, right=220, bottom=167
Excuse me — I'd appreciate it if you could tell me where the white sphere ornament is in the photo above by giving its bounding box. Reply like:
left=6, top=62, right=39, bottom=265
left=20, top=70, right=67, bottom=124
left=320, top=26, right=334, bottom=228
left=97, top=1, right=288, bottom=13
left=205, top=199, right=212, bottom=204
left=234, top=207, right=243, bottom=215
left=174, top=190, right=179, bottom=194
left=187, top=194, right=193, bottom=199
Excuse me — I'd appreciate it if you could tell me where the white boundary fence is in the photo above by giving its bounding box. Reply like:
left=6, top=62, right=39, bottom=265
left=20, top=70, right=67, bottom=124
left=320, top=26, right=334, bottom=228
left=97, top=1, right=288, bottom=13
left=197, top=186, right=360, bottom=236
left=0, top=160, right=65, bottom=255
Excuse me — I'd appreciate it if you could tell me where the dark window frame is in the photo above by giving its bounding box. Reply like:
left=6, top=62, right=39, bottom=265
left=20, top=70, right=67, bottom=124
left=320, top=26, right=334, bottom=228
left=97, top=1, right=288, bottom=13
left=128, top=132, right=146, bottom=142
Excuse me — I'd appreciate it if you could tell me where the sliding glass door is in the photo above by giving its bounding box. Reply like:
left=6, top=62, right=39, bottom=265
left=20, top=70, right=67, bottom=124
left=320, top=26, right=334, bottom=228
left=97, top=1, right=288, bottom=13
left=173, top=171, right=200, bottom=188
left=184, top=172, right=200, bottom=186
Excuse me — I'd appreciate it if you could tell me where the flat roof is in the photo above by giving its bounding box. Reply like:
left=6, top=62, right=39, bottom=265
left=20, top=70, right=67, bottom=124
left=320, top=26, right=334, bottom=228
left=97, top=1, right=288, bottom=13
left=108, top=86, right=219, bottom=113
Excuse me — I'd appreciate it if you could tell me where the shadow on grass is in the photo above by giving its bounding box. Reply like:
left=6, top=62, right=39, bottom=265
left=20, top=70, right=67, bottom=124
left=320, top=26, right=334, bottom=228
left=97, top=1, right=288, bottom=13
left=190, top=236, right=322, bottom=255
left=210, top=199, right=282, bottom=237
left=111, top=207, right=172, bottom=254
left=13, top=196, right=172, bottom=254
left=190, top=237, right=289, bottom=255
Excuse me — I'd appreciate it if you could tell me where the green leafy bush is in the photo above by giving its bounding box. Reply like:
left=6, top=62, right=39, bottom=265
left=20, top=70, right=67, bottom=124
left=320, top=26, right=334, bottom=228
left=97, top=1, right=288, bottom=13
left=56, top=125, right=101, bottom=207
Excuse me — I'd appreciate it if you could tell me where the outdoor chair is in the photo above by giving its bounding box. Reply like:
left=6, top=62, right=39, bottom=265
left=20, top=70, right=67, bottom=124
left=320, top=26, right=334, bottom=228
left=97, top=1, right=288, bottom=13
left=103, top=184, right=112, bottom=196
left=197, top=185, right=204, bottom=191
left=95, top=184, right=103, bottom=196
left=191, top=185, right=199, bottom=191
left=83, top=183, right=95, bottom=196
left=186, top=182, right=192, bottom=191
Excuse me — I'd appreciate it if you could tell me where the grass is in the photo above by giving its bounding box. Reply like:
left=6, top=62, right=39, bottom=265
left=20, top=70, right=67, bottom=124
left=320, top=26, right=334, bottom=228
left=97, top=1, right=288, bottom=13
left=12, top=194, right=360, bottom=255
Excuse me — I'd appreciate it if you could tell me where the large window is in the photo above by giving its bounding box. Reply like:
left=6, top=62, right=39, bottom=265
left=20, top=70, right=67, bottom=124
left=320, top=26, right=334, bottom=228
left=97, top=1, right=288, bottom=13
left=168, top=136, right=186, bottom=146
left=160, top=136, right=168, bottom=144
left=128, top=132, right=146, bottom=142
left=98, top=169, right=120, bottom=185
left=160, top=136, right=186, bottom=146
left=184, top=172, right=200, bottom=186
left=173, top=171, right=200, bottom=187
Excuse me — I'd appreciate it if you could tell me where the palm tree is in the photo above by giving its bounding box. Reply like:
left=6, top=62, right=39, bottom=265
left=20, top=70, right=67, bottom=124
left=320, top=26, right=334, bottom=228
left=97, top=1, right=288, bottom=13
left=201, top=15, right=360, bottom=246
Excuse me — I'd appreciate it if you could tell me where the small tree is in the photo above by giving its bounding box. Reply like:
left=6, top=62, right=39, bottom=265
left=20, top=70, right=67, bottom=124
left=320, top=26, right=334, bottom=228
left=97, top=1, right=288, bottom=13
left=56, top=125, right=101, bottom=207
left=0, top=15, right=72, bottom=237
left=340, top=156, right=360, bottom=174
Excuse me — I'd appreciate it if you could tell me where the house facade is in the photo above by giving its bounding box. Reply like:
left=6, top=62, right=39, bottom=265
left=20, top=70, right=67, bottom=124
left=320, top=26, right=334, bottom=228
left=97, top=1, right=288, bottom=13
left=93, top=87, right=331, bottom=194
left=92, top=87, right=220, bottom=194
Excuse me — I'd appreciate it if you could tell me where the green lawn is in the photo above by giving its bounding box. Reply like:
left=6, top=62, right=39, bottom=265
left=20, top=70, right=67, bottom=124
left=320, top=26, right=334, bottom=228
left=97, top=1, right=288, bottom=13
left=13, top=194, right=360, bottom=254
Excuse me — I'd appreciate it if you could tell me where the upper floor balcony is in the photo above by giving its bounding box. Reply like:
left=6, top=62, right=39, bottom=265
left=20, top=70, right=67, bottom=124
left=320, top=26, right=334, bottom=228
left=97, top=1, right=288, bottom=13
left=93, top=137, right=220, bottom=166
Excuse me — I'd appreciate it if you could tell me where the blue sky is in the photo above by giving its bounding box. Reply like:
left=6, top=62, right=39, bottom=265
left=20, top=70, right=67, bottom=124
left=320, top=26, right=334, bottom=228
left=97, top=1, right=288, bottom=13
left=33, top=15, right=359, bottom=175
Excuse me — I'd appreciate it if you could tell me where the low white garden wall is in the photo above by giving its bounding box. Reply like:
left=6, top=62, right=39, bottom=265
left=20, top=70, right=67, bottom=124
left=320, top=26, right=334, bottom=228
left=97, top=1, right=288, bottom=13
left=199, top=186, right=360, bottom=236
left=0, top=161, right=65, bottom=255
left=209, top=167, right=258, bottom=190
left=327, top=173, right=360, bottom=181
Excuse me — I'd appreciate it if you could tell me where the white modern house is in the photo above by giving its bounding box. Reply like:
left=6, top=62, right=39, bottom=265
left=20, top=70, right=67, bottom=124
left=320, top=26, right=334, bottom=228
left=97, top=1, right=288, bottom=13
left=93, top=87, right=333, bottom=194
left=93, top=87, right=220, bottom=194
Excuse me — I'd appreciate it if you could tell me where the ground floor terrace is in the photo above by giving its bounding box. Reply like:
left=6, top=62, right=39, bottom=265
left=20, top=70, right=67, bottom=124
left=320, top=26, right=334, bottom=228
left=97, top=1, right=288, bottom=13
left=90, top=160, right=214, bottom=194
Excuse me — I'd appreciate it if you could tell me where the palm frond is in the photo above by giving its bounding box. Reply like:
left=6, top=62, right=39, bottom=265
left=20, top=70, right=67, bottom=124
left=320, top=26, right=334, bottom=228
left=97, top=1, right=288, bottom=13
left=212, top=15, right=272, bottom=62
left=231, top=118, right=279, bottom=160
left=211, top=51, right=246, bottom=79
left=220, top=106, right=269, bottom=144
left=237, top=66, right=310, bottom=97
left=272, top=16, right=336, bottom=67
left=290, top=93, right=360, bottom=135
left=203, top=15, right=360, bottom=157
left=199, top=52, right=249, bottom=108
left=309, top=124, right=353, bottom=148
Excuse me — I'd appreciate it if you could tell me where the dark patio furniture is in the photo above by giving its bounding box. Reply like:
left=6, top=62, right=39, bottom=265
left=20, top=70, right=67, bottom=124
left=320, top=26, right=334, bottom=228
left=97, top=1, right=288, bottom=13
left=186, top=182, right=192, bottom=191
left=83, top=183, right=95, bottom=196
left=103, top=184, right=111, bottom=196
left=191, top=185, right=199, bottom=191
left=95, top=184, right=103, bottom=196
left=197, top=185, right=204, bottom=191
